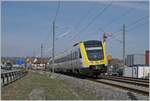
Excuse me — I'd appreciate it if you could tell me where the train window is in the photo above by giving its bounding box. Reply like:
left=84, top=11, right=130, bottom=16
left=79, top=49, right=82, bottom=58
left=71, top=52, right=74, bottom=60
left=76, top=51, right=78, bottom=59
left=69, top=54, right=71, bottom=60
left=60, top=58, right=62, bottom=63
left=65, top=56, right=67, bottom=61
left=68, top=54, right=70, bottom=60
left=67, top=55, right=70, bottom=61
left=74, top=51, right=77, bottom=59
left=84, top=40, right=102, bottom=48
left=84, top=40, right=104, bottom=61
left=72, top=52, right=74, bottom=60
left=55, top=59, right=57, bottom=63
left=86, top=49, right=104, bottom=60
left=68, top=54, right=70, bottom=61
left=62, top=57, right=64, bottom=62
left=74, top=52, right=76, bottom=59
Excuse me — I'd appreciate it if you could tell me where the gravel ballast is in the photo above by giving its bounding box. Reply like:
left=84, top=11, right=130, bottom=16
left=49, top=72, right=149, bottom=100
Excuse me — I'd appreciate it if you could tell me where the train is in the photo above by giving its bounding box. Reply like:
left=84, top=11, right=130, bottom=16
left=49, top=40, right=107, bottom=76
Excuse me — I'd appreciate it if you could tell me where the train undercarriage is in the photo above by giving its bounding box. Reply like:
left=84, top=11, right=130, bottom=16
left=52, top=65, right=107, bottom=77
left=79, top=65, right=107, bottom=77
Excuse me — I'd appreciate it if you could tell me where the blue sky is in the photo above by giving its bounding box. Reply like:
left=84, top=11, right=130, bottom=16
left=1, top=1, right=149, bottom=59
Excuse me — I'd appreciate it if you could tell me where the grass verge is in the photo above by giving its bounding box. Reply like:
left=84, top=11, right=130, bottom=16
left=1, top=71, right=96, bottom=100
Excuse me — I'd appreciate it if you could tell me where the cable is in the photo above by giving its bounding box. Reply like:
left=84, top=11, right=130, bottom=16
left=127, top=15, right=148, bottom=27
left=63, top=2, right=99, bottom=42
left=96, top=2, right=146, bottom=37
left=55, top=3, right=97, bottom=42
left=77, top=1, right=113, bottom=34
left=54, top=1, right=61, bottom=22
left=69, top=1, right=113, bottom=43
left=44, top=1, right=61, bottom=58
left=96, top=2, right=147, bottom=43
left=73, top=2, right=97, bottom=31
left=62, top=3, right=97, bottom=45
left=107, top=30, right=122, bottom=41
left=127, top=21, right=148, bottom=32
left=45, top=1, right=61, bottom=45
left=108, top=20, right=148, bottom=43
left=101, top=2, right=141, bottom=30
left=109, top=15, right=148, bottom=41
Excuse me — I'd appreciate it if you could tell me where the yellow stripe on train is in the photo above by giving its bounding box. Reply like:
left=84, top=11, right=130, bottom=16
left=80, top=42, right=89, bottom=67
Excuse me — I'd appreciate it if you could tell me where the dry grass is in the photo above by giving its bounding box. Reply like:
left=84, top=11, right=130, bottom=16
left=1, top=71, right=96, bottom=100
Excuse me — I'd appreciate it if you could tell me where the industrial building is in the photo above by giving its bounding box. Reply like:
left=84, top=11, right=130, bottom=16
left=145, top=50, right=149, bottom=65
left=126, top=54, right=145, bottom=66
left=123, top=65, right=149, bottom=79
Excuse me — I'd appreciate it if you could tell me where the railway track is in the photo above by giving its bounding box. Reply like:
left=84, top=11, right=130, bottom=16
left=52, top=72, right=149, bottom=95
left=101, top=75, right=149, bottom=83
left=87, top=76, right=149, bottom=96
left=98, top=75, right=149, bottom=87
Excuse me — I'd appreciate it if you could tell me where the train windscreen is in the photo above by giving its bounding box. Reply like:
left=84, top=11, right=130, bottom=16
left=84, top=40, right=104, bottom=61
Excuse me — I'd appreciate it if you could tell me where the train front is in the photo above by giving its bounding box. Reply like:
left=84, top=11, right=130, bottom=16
left=80, top=40, right=107, bottom=76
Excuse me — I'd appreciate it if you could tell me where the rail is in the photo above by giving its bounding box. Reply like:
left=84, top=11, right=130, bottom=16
left=87, top=78, right=149, bottom=96
left=1, top=69, right=28, bottom=86
left=99, top=75, right=149, bottom=87
left=101, top=75, right=149, bottom=83
left=88, top=79, right=149, bottom=95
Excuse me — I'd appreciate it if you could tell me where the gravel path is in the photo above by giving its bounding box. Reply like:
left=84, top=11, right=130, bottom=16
left=49, top=73, right=149, bottom=100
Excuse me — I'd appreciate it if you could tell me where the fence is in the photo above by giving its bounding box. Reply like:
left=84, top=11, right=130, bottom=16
left=1, top=69, right=28, bottom=86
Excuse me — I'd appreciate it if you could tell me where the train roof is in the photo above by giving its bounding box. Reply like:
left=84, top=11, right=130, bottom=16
left=49, top=40, right=102, bottom=62
left=73, top=40, right=102, bottom=47
left=83, top=40, right=102, bottom=43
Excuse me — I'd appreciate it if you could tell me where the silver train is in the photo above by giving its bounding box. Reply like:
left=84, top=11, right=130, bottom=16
left=49, top=40, right=107, bottom=76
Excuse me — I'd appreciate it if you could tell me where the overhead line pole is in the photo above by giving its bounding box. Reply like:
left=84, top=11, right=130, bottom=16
left=52, top=21, right=55, bottom=74
left=41, top=43, right=43, bottom=58
left=51, top=1, right=60, bottom=74
left=123, top=24, right=125, bottom=67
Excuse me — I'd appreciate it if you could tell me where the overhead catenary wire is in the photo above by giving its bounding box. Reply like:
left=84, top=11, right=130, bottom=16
left=53, top=2, right=97, bottom=43
left=95, top=2, right=146, bottom=43
left=107, top=21, right=148, bottom=58
left=73, top=2, right=97, bottom=31
left=69, top=1, right=113, bottom=44
left=127, top=21, right=148, bottom=32
left=50, top=2, right=95, bottom=52
left=49, top=1, right=148, bottom=57
left=56, top=1, right=113, bottom=53
left=109, top=15, right=148, bottom=41
left=62, top=2, right=99, bottom=40
left=126, top=15, right=148, bottom=27
left=53, top=1, right=61, bottom=22
left=77, top=1, right=113, bottom=35
left=95, top=2, right=143, bottom=38
left=108, top=20, right=148, bottom=43
left=61, top=24, right=141, bottom=59
left=52, top=1, right=61, bottom=73
left=42, top=1, right=61, bottom=57
left=56, top=2, right=98, bottom=41
left=96, top=2, right=146, bottom=39
left=101, top=2, right=142, bottom=30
